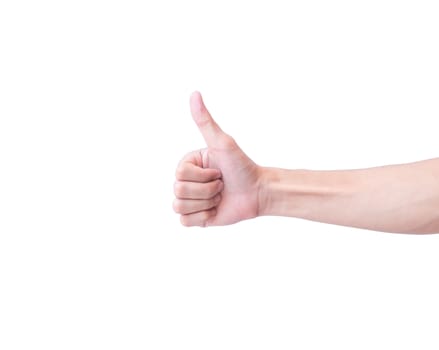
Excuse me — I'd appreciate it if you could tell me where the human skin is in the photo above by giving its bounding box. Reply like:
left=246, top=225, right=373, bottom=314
left=173, top=91, right=439, bottom=234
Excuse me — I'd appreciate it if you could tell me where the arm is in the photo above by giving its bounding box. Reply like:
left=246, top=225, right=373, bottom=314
left=258, top=159, right=439, bottom=234
left=174, top=92, right=439, bottom=234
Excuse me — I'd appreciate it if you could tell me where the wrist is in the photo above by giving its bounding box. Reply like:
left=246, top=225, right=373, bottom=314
left=257, top=167, right=302, bottom=217
left=257, top=167, right=356, bottom=218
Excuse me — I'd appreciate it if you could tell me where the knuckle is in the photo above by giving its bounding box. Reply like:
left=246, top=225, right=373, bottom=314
left=174, top=182, right=184, bottom=197
left=207, top=181, right=218, bottom=196
left=212, top=180, right=223, bottom=195
left=221, top=134, right=237, bottom=149
left=200, top=209, right=216, bottom=227
left=197, top=214, right=209, bottom=228
left=209, top=194, right=220, bottom=207
left=175, top=166, right=185, bottom=180
left=202, top=211, right=211, bottom=221
left=172, top=199, right=182, bottom=213
left=180, top=215, right=191, bottom=227
left=208, top=197, right=216, bottom=208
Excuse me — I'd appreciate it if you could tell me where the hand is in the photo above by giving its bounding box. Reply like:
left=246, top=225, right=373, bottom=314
left=173, top=91, right=262, bottom=227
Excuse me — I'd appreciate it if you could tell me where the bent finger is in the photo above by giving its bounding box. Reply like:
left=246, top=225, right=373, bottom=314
left=173, top=194, right=221, bottom=215
left=180, top=208, right=217, bottom=227
left=174, top=179, right=223, bottom=199
left=175, top=162, right=221, bottom=182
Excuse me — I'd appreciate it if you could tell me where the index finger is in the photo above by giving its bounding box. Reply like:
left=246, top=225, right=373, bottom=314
left=175, top=162, right=221, bottom=182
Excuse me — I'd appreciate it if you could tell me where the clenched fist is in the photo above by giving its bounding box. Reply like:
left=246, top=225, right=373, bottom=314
left=173, top=92, right=262, bottom=227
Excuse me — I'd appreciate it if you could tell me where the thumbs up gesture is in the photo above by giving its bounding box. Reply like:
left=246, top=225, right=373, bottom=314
left=173, top=92, right=262, bottom=227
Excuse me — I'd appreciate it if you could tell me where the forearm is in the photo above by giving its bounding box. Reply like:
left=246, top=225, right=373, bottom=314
left=258, top=158, right=439, bottom=233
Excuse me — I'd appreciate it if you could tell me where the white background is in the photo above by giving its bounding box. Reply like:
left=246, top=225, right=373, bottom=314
left=1, top=0, right=439, bottom=349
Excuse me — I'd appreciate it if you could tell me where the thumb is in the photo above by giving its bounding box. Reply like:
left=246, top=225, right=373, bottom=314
left=190, top=91, right=225, bottom=147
